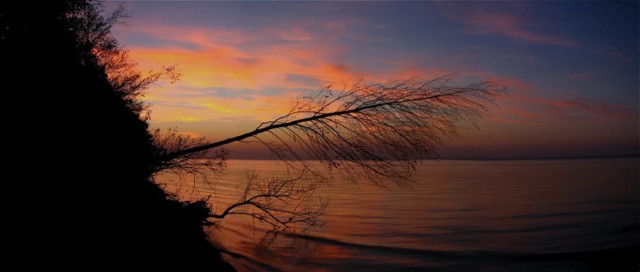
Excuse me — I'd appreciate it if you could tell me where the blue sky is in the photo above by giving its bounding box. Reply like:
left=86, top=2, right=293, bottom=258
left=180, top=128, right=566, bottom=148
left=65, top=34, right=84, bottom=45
left=107, top=1, right=639, bottom=158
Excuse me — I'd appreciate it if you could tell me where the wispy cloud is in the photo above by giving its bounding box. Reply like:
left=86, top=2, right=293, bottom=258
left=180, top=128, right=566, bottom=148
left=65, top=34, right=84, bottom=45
left=107, top=2, right=638, bottom=157
left=594, top=48, right=636, bottom=62
left=503, top=93, right=638, bottom=124
left=438, top=3, right=575, bottom=47
left=116, top=10, right=472, bottom=125
left=121, top=23, right=356, bottom=121
left=547, top=99, right=638, bottom=120
left=569, top=73, right=592, bottom=81
left=490, top=76, right=533, bottom=93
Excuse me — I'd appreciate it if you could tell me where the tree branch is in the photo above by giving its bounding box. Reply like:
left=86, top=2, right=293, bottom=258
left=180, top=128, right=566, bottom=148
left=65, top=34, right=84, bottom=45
left=163, top=75, right=501, bottom=162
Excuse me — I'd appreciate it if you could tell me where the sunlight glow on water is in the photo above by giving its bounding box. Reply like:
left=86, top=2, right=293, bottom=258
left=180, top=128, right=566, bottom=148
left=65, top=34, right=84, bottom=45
left=155, top=158, right=639, bottom=271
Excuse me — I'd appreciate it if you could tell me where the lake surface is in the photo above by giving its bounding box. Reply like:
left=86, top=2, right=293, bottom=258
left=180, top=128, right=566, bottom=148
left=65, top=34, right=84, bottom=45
left=155, top=158, right=639, bottom=271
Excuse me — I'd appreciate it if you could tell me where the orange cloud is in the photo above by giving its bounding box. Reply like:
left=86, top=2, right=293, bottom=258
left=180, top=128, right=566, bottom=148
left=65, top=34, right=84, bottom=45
left=121, top=25, right=361, bottom=126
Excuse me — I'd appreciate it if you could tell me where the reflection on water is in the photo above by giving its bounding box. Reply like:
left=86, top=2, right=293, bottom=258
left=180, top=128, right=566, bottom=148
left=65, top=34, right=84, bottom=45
left=155, top=158, right=640, bottom=271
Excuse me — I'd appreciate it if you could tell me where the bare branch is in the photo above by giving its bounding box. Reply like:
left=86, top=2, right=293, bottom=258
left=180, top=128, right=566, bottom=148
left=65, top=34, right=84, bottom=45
left=165, top=75, right=501, bottom=182
left=157, top=75, right=502, bottom=230
left=208, top=170, right=328, bottom=231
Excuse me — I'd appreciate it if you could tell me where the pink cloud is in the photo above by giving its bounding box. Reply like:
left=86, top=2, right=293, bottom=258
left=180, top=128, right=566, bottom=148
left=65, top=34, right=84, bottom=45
left=113, top=19, right=370, bottom=125
left=569, top=73, right=592, bottom=81
left=594, top=48, right=636, bottom=62
left=438, top=3, right=575, bottom=47
left=548, top=99, right=638, bottom=120
left=266, top=16, right=365, bottom=43
left=505, top=93, right=638, bottom=123
left=122, top=23, right=355, bottom=85
left=489, top=76, right=533, bottom=92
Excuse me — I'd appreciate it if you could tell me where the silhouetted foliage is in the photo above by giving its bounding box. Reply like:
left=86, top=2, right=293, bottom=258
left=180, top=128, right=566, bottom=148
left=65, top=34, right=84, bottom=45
left=152, top=127, right=228, bottom=178
left=2, top=1, right=232, bottom=270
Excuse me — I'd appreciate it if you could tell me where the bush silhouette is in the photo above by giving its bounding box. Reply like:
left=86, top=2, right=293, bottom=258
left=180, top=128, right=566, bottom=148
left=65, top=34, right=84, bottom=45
left=1, top=1, right=233, bottom=270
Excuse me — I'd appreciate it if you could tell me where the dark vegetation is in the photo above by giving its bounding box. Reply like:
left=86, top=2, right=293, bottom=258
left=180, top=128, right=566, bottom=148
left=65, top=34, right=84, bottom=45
left=1, top=1, right=233, bottom=270
left=5, top=1, right=636, bottom=271
left=0, top=0, right=502, bottom=269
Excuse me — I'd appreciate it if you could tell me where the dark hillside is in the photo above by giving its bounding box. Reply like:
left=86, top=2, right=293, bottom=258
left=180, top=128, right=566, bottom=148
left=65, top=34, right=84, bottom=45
left=1, top=2, right=233, bottom=270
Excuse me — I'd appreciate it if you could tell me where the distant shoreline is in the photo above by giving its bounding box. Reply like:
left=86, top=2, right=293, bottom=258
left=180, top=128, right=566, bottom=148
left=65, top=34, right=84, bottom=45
left=441, top=154, right=640, bottom=161
left=220, top=154, right=639, bottom=161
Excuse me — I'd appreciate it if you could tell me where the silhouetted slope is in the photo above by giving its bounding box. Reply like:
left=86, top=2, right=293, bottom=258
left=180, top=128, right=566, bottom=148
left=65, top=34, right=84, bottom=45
left=1, top=2, right=233, bottom=270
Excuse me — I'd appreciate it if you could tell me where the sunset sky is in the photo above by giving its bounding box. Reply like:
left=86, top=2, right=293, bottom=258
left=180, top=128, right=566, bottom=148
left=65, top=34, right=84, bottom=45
left=106, top=1, right=638, bottom=159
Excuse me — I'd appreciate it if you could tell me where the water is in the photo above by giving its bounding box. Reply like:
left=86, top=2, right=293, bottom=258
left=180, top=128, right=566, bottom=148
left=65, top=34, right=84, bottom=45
left=155, top=158, right=639, bottom=271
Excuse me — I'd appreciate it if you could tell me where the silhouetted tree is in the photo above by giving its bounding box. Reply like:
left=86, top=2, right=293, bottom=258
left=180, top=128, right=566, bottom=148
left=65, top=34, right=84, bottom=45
left=159, top=76, right=501, bottom=230
left=4, top=0, right=500, bottom=251
left=2, top=1, right=231, bottom=270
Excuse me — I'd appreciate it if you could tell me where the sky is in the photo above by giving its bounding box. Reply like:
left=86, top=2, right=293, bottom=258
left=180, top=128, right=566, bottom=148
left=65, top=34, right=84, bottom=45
left=106, top=1, right=638, bottom=159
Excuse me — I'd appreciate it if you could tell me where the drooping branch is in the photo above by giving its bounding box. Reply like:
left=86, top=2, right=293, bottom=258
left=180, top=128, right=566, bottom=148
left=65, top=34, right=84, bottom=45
left=158, top=75, right=501, bottom=229
left=208, top=170, right=328, bottom=230
left=163, top=75, right=502, bottom=183
left=161, top=97, right=393, bottom=161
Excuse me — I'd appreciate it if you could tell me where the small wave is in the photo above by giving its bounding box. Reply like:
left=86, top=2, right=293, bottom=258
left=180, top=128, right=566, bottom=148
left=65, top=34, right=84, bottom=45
left=274, top=231, right=497, bottom=259
left=217, top=224, right=640, bottom=272
left=217, top=246, right=281, bottom=272
left=506, top=208, right=637, bottom=220
left=510, top=246, right=640, bottom=263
